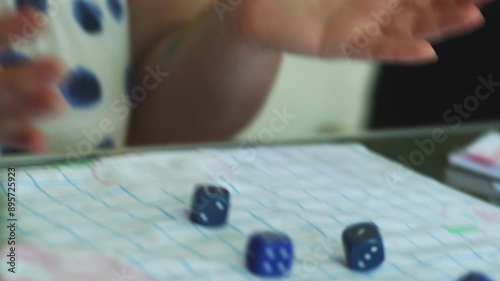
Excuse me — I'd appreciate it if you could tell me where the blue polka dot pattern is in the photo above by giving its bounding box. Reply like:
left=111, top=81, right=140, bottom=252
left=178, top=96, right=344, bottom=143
left=0, top=49, right=30, bottom=65
left=97, top=138, right=115, bottom=149
left=107, top=0, right=123, bottom=21
left=1, top=146, right=28, bottom=154
left=73, top=0, right=103, bottom=34
left=16, top=0, right=48, bottom=13
left=60, top=66, right=102, bottom=108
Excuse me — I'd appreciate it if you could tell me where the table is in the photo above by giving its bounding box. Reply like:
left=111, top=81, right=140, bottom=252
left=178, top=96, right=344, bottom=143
left=336, top=121, right=500, bottom=204
left=334, top=121, right=498, bottom=179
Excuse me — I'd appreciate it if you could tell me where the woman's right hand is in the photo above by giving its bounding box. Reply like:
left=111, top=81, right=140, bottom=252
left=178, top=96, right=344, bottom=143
left=0, top=8, right=66, bottom=153
left=231, top=0, right=488, bottom=62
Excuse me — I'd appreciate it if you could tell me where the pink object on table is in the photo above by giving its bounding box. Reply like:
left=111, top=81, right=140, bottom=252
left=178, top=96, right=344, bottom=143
left=465, top=153, right=496, bottom=167
left=1, top=243, right=151, bottom=281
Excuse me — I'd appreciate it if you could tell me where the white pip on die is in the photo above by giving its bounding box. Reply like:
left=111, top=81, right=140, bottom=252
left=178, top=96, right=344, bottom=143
left=342, top=222, right=385, bottom=271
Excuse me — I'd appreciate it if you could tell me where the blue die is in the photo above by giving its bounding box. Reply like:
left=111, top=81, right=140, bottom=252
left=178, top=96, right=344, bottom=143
left=246, top=232, right=294, bottom=277
left=458, top=272, right=494, bottom=281
left=189, top=184, right=230, bottom=227
left=342, top=222, right=385, bottom=271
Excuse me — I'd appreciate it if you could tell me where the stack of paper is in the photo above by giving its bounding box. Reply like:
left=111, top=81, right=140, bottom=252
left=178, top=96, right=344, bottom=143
left=448, top=131, right=500, bottom=180
left=446, top=131, right=500, bottom=203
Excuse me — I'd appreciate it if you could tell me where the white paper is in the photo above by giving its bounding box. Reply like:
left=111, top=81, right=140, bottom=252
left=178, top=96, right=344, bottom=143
left=2, top=144, right=500, bottom=281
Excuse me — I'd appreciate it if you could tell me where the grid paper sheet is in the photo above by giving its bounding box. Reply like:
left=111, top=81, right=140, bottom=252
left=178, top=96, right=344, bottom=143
left=2, top=144, right=500, bottom=281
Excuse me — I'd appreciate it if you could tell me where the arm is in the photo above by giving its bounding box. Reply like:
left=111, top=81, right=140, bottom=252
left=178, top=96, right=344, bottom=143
left=127, top=0, right=282, bottom=145
left=126, top=0, right=487, bottom=146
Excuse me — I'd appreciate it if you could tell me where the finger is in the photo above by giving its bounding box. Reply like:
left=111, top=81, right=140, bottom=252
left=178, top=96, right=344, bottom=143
left=0, top=8, right=44, bottom=47
left=435, top=0, right=484, bottom=31
left=381, top=1, right=421, bottom=39
left=365, top=38, right=438, bottom=64
left=423, top=0, right=462, bottom=40
left=456, top=0, right=495, bottom=8
left=409, top=0, right=441, bottom=39
left=0, top=122, right=47, bottom=153
left=0, top=57, right=65, bottom=93
left=425, top=0, right=485, bottom=42
left=28, top=86, right=66, bottom=117
left=0, top=85, right=64, bottom=120
left=388, top=0, right=484, bottom=41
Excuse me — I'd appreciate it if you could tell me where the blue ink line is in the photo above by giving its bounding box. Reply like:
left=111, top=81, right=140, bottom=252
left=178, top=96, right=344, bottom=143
left=26, top=172, right=145, bottom=251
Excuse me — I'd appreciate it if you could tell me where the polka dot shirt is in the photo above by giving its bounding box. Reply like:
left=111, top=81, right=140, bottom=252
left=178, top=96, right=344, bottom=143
left=0, top=0, right=131, bottom=155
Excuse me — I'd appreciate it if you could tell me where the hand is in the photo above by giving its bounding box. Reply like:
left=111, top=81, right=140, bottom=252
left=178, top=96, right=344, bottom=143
left=231, top=0, right=489, bottom=63
left=0, top=8, right=65, bottom=153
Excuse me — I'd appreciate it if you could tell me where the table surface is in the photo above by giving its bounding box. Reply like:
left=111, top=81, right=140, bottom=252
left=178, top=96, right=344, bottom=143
left=338, top=122, right=500, bottom=182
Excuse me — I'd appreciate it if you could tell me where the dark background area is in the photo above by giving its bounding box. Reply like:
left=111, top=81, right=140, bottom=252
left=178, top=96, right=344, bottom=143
left=369, top=2, right=500, bottom=129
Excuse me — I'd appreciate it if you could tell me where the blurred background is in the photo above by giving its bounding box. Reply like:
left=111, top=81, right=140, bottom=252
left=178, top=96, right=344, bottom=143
left=237, top=58, right=377, bottom=141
